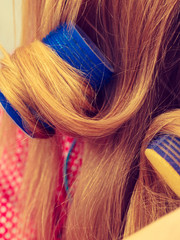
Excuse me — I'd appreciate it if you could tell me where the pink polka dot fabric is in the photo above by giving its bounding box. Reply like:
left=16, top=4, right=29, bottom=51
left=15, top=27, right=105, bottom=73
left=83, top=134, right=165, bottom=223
left=0, top=111, right=83, bottom=239
left=0, top=129, right=32, bottom=239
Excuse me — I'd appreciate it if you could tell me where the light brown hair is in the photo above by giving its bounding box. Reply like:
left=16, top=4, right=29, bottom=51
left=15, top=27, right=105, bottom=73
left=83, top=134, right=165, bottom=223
left=0, top=0, right=179, bottom=239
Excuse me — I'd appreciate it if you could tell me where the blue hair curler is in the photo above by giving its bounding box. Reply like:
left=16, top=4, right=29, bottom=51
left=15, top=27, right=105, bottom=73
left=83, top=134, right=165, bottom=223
left=0, top=23, right=114, bottom=138
left=145, top=134, right=180, bottom=197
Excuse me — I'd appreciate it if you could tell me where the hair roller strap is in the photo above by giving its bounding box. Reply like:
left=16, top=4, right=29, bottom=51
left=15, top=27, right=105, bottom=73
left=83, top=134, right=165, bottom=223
left=0, top=23, right=114, bottom=138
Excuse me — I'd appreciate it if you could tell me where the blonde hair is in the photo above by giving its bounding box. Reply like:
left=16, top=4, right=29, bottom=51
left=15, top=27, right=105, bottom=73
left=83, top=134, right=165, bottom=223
left=0, top=0, right=179, bottom=239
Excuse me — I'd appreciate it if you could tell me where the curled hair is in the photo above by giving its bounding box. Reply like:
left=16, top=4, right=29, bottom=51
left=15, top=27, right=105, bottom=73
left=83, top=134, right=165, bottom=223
left=0, top=0, right=179, bottom=239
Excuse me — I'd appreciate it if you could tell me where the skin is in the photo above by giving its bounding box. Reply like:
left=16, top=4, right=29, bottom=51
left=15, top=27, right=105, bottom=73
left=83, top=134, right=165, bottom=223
left=124, top=208, right=180, bottom=240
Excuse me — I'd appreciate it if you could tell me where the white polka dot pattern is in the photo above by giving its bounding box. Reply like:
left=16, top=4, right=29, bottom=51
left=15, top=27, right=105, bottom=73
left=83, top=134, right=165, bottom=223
left=0, top=128, right=30, bottom=240
left=0, top=112, right=82, bottom=239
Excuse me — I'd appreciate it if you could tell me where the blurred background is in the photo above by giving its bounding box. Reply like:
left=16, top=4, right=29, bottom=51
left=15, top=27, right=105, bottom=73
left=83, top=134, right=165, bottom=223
left=0, top=0, right=22, bottom=58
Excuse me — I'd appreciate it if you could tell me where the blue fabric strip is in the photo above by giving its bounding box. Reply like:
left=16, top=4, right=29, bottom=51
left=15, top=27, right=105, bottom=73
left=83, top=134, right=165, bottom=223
left=63, top=139, right=77, bottom=200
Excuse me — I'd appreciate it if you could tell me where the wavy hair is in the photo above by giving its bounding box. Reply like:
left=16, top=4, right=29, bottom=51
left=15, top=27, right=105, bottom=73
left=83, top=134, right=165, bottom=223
left=0, top=0, right=179, bottom=239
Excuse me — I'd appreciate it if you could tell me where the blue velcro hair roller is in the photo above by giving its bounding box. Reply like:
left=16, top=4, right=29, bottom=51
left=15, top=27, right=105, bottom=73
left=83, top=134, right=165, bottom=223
left=42, top=23, right=113, bottom=90
left=0, top=23, right=114, bottom=138
left=145, top=134, right=180, bottom=197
